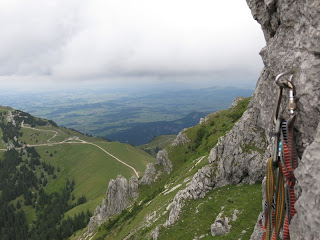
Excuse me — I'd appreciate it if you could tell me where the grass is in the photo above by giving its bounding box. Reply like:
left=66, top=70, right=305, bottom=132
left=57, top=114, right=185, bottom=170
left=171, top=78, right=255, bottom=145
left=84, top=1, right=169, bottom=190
left=138, top=135, right=176, bottom=157
left=90, top=97, right=255, bottom=240
left=158, top=184, right=262, bottom=240
left=34, top=138, right=154, bottom=222
left=37, top=143, right=134, bottom=199
left=0, top=128, right=7, bottom=148
left=95, top=141, right=155, bottom=176
left=0, top=106, right=157, bottom=238
left=19, top=127, right=56, bottom=145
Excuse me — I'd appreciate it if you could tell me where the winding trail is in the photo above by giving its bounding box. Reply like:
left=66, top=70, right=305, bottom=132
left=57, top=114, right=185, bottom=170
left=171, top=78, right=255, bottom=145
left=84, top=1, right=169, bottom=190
left=1, top=122, right=139, bottom=178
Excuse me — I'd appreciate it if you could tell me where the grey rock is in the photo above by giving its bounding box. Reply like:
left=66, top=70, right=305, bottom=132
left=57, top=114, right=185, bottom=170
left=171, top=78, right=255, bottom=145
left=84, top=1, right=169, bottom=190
left=88, top=175, right=139, bottom=233
left=171, top=129, right=190, bottom=146
left=290, top=122, right=320, bottom=240
left=245, top=0, right=320, bottom=239
left=156, top=0, right=320, bottom=236
left=6, top=111, right=16, bottom=126
left=140, top=163, right=156, bottom=185
left=164, top=165, right=215, bottom=227
left=199, top=117, right=209, bottom=125
left=230, top=96, right=245, bottom=109
left=151, top=225, right=161, bottom=240
left=210, top=209, right=239, bottom=237
left=211, top=221, right=229, bottom=236
left=156, top=149, right=173, bottom=174
left=129, top=175, right=139, bottom=200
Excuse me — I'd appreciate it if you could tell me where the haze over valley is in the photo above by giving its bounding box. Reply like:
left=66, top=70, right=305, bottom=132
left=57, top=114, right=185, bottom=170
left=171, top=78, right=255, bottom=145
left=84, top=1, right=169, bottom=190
left=0, top=86, right=253, bottom=145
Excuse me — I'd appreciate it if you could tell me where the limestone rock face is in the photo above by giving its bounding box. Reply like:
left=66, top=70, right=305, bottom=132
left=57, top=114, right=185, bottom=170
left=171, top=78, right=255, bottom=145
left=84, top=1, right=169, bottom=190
left=156, top=149, right=173, bottom=174
left=88, top=175, right=139, bottom=233
left=140, top=163, right=156, bottom=185
left=171, top=129, right=190, bottom=147
left=208, top=111, right=268, bottom=187
left=230, top=96, right=245, bottom=109
left=290, top=122, right=320, bottom=240
left=164, top=165, right=215, bottom=227
left=158, top=1, right=320, bottom=237
left=129, top=176, right=139, bottom=200
left=245, top=0, right=320, bottom=239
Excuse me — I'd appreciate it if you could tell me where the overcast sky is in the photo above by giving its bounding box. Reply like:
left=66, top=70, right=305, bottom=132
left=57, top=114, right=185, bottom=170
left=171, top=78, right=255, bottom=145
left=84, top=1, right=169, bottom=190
left=0, top=0, right=265, bottom=91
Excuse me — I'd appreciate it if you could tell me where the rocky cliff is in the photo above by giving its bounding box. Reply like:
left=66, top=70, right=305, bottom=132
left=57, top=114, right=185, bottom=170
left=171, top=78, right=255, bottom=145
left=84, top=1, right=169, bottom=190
left=87, top=175, right=139, bottom=233
left=152, top=1, right=320, bottom=238
left=155, top=149, right=173, bottom=174
left=84, top=1, right=319, bottom=238
left=246, top=0, right=320, bottom=239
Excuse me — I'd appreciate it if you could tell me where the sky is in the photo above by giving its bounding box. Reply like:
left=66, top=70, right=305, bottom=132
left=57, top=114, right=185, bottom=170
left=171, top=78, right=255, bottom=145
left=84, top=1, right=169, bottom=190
left=0, top=0, right=265, bottom=91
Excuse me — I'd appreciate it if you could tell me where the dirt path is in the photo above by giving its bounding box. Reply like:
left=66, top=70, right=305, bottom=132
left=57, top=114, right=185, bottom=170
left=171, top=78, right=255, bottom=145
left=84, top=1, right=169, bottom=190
left=1, top=124, right=140, bottom=178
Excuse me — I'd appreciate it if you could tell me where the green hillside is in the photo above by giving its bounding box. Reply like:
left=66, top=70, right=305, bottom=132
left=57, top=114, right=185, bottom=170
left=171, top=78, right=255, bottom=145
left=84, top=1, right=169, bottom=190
left=90, top=97, right=262, bottom=240
left=138, top=134, right=176, bottom=157
left=0, top=107, right=154, bottom=239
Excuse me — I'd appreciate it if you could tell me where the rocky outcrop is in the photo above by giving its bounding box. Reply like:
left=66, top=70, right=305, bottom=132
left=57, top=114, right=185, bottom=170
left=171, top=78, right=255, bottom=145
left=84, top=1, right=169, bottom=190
left=199, top=117, right=209, bottom=125
left=209, top=111, right=268, bottom=187
left=6, top=111, right=16, bottom=126
left=155, top=1, right=320, bottom=238
left=210, top=209, right=240, bottom=236
left=211, top=212, right=231, bottom=236
left=245, top=0, right=320, bottom=239
left=88, top=175, right=138, bottom=232
left=230, top=96, right=245, bottom=109
left=129, top=175, right=139, bottom=200
left=155, top=149, right=173, bottom=174
left=140, top=163, right=156, bottom=185
left=171, top=129, right=190, bottom=146
left=164, top=165, right=215, bottom=227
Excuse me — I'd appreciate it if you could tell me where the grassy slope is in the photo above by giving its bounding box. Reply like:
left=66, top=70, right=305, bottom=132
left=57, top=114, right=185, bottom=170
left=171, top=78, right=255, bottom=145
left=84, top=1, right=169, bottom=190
left=92, top=97, right=263, bottom=240
left=26, top=126, right=154, bottom=218
left=138, top=135, right=176, bottom=157
left=159, top=184, right=261, bottom=240
left=0, top=108, right=155, bottom=230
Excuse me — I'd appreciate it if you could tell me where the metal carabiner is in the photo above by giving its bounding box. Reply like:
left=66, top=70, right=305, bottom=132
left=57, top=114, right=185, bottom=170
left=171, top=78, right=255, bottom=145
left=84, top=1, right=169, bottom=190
left=273, top=69, right=297, bottom=127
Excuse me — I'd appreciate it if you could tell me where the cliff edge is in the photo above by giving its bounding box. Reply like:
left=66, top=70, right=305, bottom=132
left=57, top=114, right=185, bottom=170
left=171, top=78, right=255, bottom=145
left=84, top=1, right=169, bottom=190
left=245, top=0, right=320, bottom=239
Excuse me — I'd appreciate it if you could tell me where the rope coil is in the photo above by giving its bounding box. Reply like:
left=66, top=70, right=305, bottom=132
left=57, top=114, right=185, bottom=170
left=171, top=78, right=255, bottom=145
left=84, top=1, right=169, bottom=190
left=260, top=70, right=298, bottom=240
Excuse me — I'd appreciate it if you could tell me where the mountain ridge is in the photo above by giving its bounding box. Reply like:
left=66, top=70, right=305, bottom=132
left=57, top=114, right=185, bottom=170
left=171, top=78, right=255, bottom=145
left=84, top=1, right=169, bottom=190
left=0, top=106, right=154, bottom=239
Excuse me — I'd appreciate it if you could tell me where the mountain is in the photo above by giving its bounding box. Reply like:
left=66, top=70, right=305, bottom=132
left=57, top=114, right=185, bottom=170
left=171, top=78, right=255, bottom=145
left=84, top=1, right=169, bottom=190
left=105, top=112, right=207, bottom=146
left=81, top=97, right=263, bottom=239
left=138, top=134, right=176, bottom=157
left=0, top=106, right=154, bottom=240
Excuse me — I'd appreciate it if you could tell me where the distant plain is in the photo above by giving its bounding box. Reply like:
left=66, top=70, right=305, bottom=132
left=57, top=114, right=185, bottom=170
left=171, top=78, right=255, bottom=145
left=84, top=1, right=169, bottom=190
left=0, top=86, right=253, bottom=144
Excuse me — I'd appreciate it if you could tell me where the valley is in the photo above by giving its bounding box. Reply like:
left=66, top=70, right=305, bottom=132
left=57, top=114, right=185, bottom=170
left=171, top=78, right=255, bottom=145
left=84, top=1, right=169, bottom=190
left=0, top=107, right=154, bottom=239
left=0, top=86, right=253, bottom=145
left=81, top=96, right=263, bottom=240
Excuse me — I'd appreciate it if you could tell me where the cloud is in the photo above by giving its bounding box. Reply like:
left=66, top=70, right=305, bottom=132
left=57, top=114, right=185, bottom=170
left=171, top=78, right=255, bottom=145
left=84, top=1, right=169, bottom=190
left=0, top=0, right=265, bottom=88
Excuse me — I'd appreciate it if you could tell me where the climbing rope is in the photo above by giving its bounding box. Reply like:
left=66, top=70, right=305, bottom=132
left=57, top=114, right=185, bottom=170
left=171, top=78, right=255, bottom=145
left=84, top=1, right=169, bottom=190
left=260, top=69, right=298, bottom=240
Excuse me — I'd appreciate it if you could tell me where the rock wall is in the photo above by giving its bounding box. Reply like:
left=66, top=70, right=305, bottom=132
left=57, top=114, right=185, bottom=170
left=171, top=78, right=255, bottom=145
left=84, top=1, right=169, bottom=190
left=171, top=129, right=191, bottom=146
left=245, top=0, right=320, bottom=239
left=87, top=175, right=138, bottom=232
left=155, top=1, right=320, bottom=238
left=140, top=163, right=156, bottom=185
left=155, top=149, right=173, bottom=174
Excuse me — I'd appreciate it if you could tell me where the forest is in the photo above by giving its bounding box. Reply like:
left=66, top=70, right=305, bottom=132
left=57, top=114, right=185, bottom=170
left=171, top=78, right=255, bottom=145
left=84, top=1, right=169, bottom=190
left=0, top=114, right=90, bottom=239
